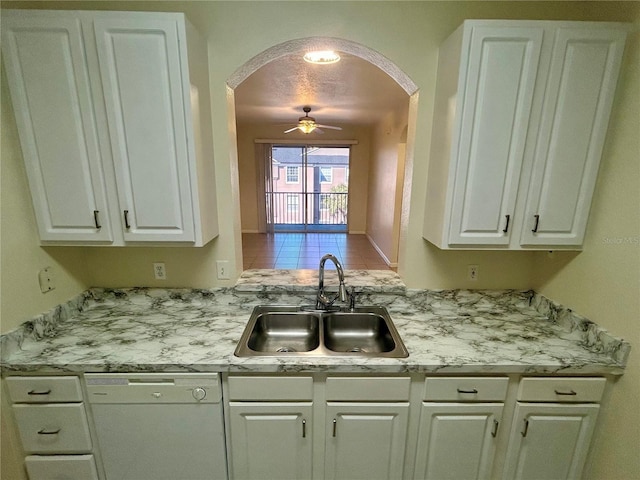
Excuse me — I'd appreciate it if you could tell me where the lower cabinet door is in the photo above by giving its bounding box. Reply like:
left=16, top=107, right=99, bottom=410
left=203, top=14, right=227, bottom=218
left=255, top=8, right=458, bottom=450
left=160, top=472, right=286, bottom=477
left=325, top=402, right=409, bottom=480
left=228, top=402, right=313, bottom=480
left=414, top=403, right=503, bottom=480
left=25, top=454, right=99, bottom=480
left=502, top=403, right=600, bottom=480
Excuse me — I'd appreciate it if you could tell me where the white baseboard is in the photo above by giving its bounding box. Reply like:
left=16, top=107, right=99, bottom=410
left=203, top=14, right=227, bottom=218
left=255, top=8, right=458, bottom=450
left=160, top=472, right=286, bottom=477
left=242, top=229, right=262, bottom=234
left=348, top=230, right=366, bottom=235
left=365, top=234, right=398, bottom=267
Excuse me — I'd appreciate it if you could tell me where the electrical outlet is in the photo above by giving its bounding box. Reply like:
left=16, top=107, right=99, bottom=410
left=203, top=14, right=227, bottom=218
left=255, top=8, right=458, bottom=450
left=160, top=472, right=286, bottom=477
left=216, top=260, right=230, bottom=280
left=468, top=264, right=479, bottom=281
left=38, top=267, right=55, bottom=293
left=153, top=263, right=167, bottom=280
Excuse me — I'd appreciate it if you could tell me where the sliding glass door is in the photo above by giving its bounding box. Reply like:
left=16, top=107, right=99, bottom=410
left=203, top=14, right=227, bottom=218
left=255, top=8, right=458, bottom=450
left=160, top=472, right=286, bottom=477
left=268, top=145, right=350, bottom=232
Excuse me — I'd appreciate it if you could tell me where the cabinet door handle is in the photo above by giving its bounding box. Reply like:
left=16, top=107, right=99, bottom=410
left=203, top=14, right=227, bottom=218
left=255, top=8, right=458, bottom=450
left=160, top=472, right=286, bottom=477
left=554, top=389, right=577, bottom=396
left=27, top=389, right=52, bottom=396
left=332, top=418, right=337, bottom=437
left=37, top=428, right=61, bottom=435
left=532, top=214, right=540, bottom=233
left=521, top=419, right=529, bottom=437
left=491, top=420, right=499, bottom=438
left=93, top=210, right=101, bottom=229
left=503, top=214, right=510, bottom=233
left=457, top=388, right=478, bottom=394
left=302, top=419, right=306, bottom=438
left=124, top=210, right=131, bottom=229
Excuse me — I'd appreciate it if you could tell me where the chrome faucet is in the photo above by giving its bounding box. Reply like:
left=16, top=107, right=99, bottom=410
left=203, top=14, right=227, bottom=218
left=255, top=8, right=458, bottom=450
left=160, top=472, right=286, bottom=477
left=316, top=254, right=348, bottom=310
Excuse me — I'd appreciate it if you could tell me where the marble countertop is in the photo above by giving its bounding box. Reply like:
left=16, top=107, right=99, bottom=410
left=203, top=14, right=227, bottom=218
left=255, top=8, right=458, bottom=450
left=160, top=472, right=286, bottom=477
left=1, top=270, right=629, bottom=375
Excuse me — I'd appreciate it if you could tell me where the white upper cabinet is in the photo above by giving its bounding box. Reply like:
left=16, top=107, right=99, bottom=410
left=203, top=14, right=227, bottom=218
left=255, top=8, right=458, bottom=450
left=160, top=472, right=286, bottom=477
left=2, top=14, right=113, bottom=242
left=423, top=20, right=628, bottom=250
left=446, top=26, right=544, bottom=246
left=519, top=27, right=627, bottom=246
left=2, top=10, right=218, bottom=246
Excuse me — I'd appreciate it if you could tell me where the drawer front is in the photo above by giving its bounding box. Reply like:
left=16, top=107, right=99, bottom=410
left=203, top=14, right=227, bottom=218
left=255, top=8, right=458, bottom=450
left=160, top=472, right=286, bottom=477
left=326, top=377, right=411, bottom=401
left=6, top=376, right=83, bottom=403
left=518, top=377, right=606, bottom=403
left=13, top=404, right=92, bottom=453
left=424, top=377, right=509, bottom=402
left=228, top=376, right=313, bottom=401
left=25, top=454, right=99, bottom=480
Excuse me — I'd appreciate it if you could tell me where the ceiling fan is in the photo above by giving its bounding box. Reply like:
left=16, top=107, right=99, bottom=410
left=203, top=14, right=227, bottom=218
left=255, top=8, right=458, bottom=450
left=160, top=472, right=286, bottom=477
left=284, top=107, right=342, bottom=134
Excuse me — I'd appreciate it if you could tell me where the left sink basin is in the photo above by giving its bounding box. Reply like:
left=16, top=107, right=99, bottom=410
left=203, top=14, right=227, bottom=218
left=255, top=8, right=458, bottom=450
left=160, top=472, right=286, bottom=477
left=247, top=312, right=320, bottom=353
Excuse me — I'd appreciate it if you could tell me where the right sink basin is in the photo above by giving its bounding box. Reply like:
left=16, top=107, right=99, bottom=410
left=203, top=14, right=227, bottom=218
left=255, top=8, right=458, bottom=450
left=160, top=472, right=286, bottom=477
left=322, top=311, right=397, bottom=354
left=235, top=305, right=408, bottom=358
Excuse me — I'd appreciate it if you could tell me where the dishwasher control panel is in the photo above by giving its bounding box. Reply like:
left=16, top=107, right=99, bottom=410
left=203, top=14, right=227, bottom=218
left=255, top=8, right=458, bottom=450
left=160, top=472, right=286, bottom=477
left=84, top=373, right=221, bottom=404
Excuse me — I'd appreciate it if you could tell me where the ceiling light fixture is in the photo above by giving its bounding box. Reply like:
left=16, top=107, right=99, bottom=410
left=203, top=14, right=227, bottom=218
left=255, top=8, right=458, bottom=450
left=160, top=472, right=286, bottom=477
left=298, top=120, right=317, bottom=134
left=303, top=50, right=340, bottom=65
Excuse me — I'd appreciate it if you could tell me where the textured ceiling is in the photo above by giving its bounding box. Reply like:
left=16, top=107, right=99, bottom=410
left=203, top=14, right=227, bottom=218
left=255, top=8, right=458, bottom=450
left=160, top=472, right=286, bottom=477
left=234, top=51, right=410, bottom=129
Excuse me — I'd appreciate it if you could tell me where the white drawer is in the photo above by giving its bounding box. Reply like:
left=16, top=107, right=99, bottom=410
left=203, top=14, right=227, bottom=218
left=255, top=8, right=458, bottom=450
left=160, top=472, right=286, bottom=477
left=424, top=377, right=509, bottom=402
left=25, top=454, right=99, bottom=480
left=228, top=376, right=313, bottom=401
left=13, top=404, right=92, bottom=453
left=6, top=376, right=83, bottom=403
left=518, top=377, right=606, bottom=403
left=326, top=377, right=411, bottom=401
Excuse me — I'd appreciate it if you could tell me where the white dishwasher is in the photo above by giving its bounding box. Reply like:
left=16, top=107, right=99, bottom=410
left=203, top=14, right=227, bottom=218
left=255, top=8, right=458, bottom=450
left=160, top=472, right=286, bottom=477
left=85, top=373, right=227, bottom=480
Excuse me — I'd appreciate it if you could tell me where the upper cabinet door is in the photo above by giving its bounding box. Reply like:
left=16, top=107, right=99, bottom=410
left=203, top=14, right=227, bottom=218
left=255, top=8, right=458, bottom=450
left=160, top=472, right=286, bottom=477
left=520, top=27, right=627, bottom=246
left=2, top=14, right=113, bottom=242
left=92, top=16, right=196, bottom=242
left=448, top=26, right=543, bottom=246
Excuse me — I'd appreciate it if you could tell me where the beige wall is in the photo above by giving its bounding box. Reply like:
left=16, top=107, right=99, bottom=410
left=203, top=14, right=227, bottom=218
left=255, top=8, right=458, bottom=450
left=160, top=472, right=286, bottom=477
left=236, top=123, right=371, bottom=235
left=531, top=20, right=640, bottom=480
left=367, top=106, right=409, bottom=265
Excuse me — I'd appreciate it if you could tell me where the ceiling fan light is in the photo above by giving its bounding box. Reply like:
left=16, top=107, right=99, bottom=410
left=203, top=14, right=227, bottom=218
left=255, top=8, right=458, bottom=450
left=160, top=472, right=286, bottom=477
left=303, top=50, right=340, bottom=64
left=299, top=121, right=316, bottom=134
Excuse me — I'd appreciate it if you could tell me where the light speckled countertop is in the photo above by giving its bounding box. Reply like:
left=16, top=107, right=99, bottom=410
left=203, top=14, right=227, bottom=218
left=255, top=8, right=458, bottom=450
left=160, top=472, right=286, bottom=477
left=0, top=270, right=630, bottom=375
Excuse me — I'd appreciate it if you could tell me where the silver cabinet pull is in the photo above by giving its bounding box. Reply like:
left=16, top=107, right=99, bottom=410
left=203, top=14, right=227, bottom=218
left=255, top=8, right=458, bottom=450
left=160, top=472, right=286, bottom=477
left=491, top=420, right=499, bottom=437
left=332, top=418, right=337, bottom=437
left=457, top=388, right=478, bottom=394
left=93, top=210, right=101, bottom=229
left=521, top=419, right=529, bottom=437
left=554, top=389, right=577, bottom=396
left=532, top=214, right=540, bottom=233
left=28, top=389, right=52, bottom=396
left=503, top=214, right=510, bottom=233
left=124, top=210, right=131, bottom=229
left=302, top=419, right=306, bottom=438
left=37, top=428, right=61, bottom=435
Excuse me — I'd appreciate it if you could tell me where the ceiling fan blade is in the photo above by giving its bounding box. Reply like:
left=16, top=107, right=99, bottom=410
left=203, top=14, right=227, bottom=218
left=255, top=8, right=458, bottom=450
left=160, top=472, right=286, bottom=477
left=284, top=127, right=299, bottom=134
left=316, top=124, right=342, bottom=131
left=314, top=128, right=325, bottom=134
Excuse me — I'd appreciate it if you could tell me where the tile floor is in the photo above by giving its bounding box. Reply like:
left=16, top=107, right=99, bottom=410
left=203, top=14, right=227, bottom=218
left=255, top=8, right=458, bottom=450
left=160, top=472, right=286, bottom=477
left=242, top=233, right=392, bottom=270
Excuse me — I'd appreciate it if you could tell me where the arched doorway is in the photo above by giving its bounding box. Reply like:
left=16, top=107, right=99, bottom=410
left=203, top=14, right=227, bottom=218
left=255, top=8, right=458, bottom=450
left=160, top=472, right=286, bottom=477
left=227, top=37, right=419, bottom=273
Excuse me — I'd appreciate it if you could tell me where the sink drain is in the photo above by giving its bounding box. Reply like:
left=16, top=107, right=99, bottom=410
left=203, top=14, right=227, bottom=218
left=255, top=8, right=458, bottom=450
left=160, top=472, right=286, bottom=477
left=347, top=347, right=367, bottom=353
left=276, top=346, right=297, bottom=353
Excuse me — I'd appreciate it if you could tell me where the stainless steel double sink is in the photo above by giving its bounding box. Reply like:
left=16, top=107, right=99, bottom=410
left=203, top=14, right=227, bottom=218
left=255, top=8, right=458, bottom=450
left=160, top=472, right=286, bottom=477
left=234, top=305, right=408, bottom=358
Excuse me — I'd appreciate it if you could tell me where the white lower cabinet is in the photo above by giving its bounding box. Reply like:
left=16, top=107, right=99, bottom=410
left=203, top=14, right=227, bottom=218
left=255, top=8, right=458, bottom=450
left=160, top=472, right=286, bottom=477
left=228, top=402, right=313, bottom=480
left=503, top=403, right=600, bottom=480
left=414, top=403, right=503, bottom=480
left=414, top=377, right=508, bottom=480
left=325, top=403, right=409, bottom=480
left=4, top=376, right=99, bottom=480
left=502, top=377, right=605, bottom=480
